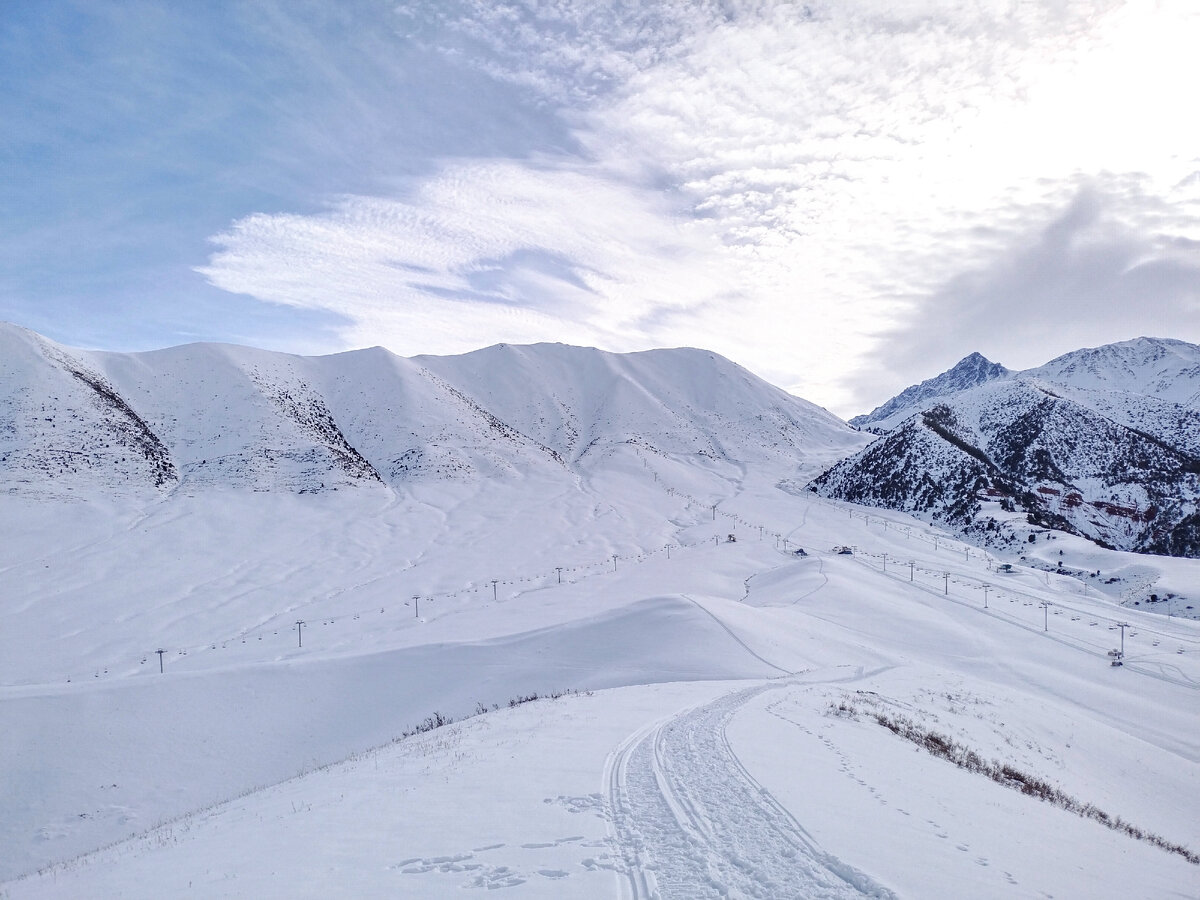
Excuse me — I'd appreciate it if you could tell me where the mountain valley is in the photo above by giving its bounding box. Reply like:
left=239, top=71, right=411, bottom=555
left=2, top=325, right=1197, bottom=898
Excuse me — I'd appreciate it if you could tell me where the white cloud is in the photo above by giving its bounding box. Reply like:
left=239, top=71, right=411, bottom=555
left=851, top=179, right=1200, bottom=403
left=199, top=0, right=1200, bottom=416
left=198, top=160, right=739, bottom=356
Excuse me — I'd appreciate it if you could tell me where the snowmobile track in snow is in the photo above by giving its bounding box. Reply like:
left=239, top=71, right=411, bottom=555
left=605, top=680, right=897, bottom=899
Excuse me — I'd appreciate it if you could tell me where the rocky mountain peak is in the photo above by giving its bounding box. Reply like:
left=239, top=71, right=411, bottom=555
left=849, top=352, right=1010, bottom=431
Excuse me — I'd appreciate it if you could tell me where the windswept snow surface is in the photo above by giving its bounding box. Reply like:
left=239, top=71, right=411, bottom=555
left=2, top=355, right=1199, bottom=896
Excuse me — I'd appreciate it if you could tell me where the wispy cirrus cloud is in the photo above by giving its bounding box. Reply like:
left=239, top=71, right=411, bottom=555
left=0, top=0, right=577, bottom=351
left=198, top=160, right=738, bottom=355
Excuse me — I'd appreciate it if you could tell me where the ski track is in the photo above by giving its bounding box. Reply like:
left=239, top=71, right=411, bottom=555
left=606, top=681, right=897, bottom=899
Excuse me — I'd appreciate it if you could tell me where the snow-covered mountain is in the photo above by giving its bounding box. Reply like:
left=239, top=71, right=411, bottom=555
left=1028, top=336, right=1200, bottom=405
left=415, top=341, right=858, bottom=468
left=849, top=351, right=1010, bottom=432
left=0, top=323, right=863, bottom=500
left=814, top=337, right=1200, bottom=556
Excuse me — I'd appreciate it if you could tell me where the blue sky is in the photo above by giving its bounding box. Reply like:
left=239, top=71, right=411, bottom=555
left=4, top=0, right=1200, bottom=416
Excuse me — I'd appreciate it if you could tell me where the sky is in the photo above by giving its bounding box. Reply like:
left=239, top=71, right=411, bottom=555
left=3, top=0, right=1200, bottom=418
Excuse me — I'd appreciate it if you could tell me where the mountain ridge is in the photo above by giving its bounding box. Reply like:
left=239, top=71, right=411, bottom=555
left=854, top=336, right=1200, bottom=431
left=814, top=336, right=1200, bottom=557
left=0, top=322, right=865, bottom=501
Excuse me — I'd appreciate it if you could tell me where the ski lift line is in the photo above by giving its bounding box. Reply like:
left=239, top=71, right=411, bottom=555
left=810, top=495, right=958, bottom=551
left=816, top=497, right=1185, bottom=623
left=222, top=532, right=700, bottom=642
left=42, top=550, right=1191, bottom=692
left=854, top=549, right=1200, bottom=662
left=964, top=570, right=1200, bottom=645
left=50, top=501, right=743, bottom=685
left=903, top=557, right=1197, bottom=645
left=1035, top=596, right=1200, bottom=648
left=847, top=555, right=1197, bottom=689
left=50, top=460, right=1179, bottom=684
left=864, top=549, right=1175, bottom=639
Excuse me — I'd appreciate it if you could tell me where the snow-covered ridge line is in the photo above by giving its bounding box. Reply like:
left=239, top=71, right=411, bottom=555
left=854, top=336, right=1200, bottom=433
left=0, top=322, right=864, bottom=499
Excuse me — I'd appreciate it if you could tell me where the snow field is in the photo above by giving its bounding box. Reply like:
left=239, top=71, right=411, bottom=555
left=4, top=683, right=739, bottom=898
left=3, top=446, right=1199, bottom=896
left=733, top=671, right=1200, bottom=899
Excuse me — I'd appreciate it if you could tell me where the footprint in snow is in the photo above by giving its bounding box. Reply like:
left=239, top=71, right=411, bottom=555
left=581, top=855, right=623, bottom=873
left=546, top=794, right=607, bottom=817
left=393, top=852, right=479, bottom=874
left=467, top=865, right=526, bottom=889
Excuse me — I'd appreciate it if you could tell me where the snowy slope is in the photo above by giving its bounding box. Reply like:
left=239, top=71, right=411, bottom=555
left=2, top=470, right=1197, bottom=897
left=417, top=342, right=860, bottom=476
left=94, top=341, right=385, bottom=493
left=0, top=325, right=175, bottom=498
